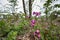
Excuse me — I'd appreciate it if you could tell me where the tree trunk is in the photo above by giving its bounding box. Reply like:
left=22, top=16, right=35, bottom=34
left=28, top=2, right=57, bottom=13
left=22, top=0, right=27, bottom=18
left=29, top=0, right=32, bottom=19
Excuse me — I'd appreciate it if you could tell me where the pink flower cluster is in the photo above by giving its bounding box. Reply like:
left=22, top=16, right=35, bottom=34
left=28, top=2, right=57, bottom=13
left=33, top=12, right=41, bottom=16
left=31, top=19, right=36, bottom=27
left=30, top=12, right=41, bottom=39
left=34, top=29, right=41, bottom=38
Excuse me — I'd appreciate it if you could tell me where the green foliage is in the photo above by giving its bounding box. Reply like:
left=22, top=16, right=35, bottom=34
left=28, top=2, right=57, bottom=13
left=8, top=0, right=17, bottom=6
left=49, top=12, right=57, bottom=20
left=15, top=19, right=29, bottom=35
left=43, top=0, right=53, bottom=21
left=0, top=20, right=10, bottom=37
left=0, top=13, right=60, bottom=40
left=56, top=10, right=60, bottom=14
left=0, top=0, right=60, bottom=40
left=8, top=0, right=17, bottom=3
left=49, top=10, right=60, bottom=21
left=47, top=25, right=60, bottom=40
left=44, top=0, right=52, bottom=7
left=54, top=4, right=60, bottom=7
left=0, top=14, right=29, bottom=40
left=7, top=0, right=18, bottom=14
left=6, top=31, right=17, bottom=40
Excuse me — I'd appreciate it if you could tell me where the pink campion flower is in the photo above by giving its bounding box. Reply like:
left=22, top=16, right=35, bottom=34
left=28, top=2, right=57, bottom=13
left=33, top=12, right=41, bottom=16
left=31, top=23, right=35, bottom=27
left=33, top=12, right=36, bottom=15
left=34, top=29, right=41, bottom=38
left=36, top=12, right=41, bottom=16
left=37, top=34, right=41, bottom=38
left=30, top=19, right=36, bottom=27
left=35, top=12, right=38, bottom=16
left=31, top=19, right=36, bottom=24
left=36, top=29, right=40, bottom=33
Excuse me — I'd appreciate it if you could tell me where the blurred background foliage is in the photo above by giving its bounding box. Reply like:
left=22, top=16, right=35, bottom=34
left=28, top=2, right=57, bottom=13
left=0, top=0, right=60, bottom=40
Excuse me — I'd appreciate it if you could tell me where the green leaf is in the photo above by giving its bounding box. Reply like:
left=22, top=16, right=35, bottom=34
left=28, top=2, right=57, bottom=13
left=6, top=31, right=17, bottom=40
